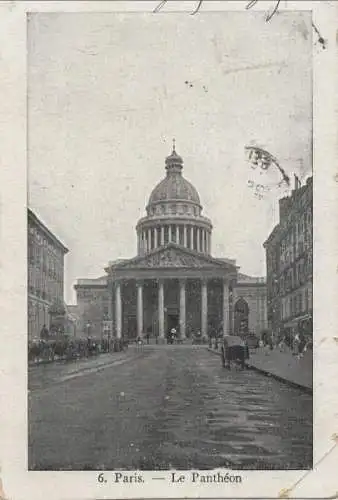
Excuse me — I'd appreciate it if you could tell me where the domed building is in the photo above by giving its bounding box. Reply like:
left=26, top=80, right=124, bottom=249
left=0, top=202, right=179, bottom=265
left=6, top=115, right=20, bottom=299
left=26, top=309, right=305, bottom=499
left=136, top=145, right=212, bottom=256
left=75, top=144, right=267, bottom=341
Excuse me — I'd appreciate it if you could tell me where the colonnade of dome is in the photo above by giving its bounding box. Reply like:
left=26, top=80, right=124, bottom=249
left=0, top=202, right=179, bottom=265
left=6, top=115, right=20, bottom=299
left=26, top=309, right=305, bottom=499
left=136, top=145, right=213, bottom=256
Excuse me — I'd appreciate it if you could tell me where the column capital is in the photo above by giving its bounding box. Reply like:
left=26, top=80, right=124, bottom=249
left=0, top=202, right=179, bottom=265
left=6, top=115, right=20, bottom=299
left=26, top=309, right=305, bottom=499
left=136, top=279, right=144, bottom=287
left=179, top=278, right=187, bottom=286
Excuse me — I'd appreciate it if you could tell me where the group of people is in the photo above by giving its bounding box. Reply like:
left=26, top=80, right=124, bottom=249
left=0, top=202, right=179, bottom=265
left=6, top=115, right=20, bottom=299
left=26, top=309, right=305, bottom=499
left=277, top=332, right=311, bottom=358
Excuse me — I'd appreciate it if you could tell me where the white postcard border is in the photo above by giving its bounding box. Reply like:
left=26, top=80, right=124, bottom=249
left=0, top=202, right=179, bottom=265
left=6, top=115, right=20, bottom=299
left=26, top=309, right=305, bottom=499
left=1, top=1, right=338, bottom=499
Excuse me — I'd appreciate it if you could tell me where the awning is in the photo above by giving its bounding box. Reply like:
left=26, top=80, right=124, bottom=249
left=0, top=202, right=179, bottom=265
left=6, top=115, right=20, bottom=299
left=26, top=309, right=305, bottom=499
left=284, top=314, right=312, bottom=329
left=297, top=314, right=312, bottom=322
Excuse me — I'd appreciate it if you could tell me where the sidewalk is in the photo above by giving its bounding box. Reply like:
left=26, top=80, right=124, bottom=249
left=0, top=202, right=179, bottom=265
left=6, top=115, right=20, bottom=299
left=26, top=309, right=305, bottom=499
left=28, top=351, right=135, bottom=391
left=208, top=345, right=313, bottom=392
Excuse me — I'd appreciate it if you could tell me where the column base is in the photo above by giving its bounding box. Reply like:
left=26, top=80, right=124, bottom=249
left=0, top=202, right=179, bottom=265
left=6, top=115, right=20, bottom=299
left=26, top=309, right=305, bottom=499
left=157, top=337, right=166, bottom=345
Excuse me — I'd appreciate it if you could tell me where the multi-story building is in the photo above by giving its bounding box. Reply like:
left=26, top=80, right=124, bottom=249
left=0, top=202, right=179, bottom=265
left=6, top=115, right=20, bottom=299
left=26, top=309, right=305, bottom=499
left=264, top=176, right=313, bottom=341
left=74, top=145, right=267, bottom=341
left=27, top=208, right=68, bottom=340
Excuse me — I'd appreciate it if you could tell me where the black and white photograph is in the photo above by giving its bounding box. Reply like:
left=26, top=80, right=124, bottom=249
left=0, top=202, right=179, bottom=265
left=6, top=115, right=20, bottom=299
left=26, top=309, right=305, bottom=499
left=26, top=8, right=315, bottom=473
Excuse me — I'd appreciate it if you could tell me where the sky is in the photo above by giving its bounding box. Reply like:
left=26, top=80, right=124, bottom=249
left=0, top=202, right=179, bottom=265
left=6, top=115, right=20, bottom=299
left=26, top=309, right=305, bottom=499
left=27, top=11, right=312, bottom=304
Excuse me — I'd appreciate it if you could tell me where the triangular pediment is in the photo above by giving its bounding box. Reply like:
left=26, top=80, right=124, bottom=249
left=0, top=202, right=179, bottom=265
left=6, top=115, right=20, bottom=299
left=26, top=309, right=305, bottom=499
left=112, top=244, right=235, bottom=270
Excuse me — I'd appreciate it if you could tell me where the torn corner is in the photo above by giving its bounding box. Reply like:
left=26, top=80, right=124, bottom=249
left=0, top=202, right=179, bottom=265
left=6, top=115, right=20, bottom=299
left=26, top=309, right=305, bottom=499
left=278, top=488, right=292, bottom=498
left=332, top=433, right=338, bottom=444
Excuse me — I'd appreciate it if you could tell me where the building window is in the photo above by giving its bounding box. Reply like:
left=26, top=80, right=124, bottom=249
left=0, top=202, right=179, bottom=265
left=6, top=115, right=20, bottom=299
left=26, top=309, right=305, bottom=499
left=297, top=293, right=301, bottom=313
left=164, top=226, right=169, bottom=244
left=305, top=288, right=309, bottom=311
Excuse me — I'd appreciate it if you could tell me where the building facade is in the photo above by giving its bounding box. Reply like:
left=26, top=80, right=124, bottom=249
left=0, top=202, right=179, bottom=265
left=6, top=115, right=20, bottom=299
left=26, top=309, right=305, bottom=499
left=264, top=176, right=313, bottom=341
left=28, top=208, right=68, bottom=340
left=75, top=147, right=267, bottom=340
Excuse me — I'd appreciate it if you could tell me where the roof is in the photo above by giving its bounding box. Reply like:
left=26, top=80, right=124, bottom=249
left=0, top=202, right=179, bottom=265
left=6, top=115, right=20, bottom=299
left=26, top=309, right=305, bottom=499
left=28, top=208, right=69, bottom=253
left=237, top=273, right=266, bottom=284
left=106, top=242, right=237, bottom=272
left=148, top=174, right=200, bottom=206
left=223, top=336, right=246, bottom=346
left=148, top=147, right=201, bottom=206
left=75, top=276, right=108, bottom=287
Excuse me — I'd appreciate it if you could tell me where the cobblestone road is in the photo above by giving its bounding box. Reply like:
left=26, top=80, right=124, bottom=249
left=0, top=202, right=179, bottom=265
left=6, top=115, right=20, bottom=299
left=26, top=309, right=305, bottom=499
left=28, top=345, right=312, bottom=470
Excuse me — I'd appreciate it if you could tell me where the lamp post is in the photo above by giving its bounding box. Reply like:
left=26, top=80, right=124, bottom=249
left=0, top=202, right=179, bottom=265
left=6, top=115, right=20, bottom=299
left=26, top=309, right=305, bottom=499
left=102, top=316, right=111, bottom=353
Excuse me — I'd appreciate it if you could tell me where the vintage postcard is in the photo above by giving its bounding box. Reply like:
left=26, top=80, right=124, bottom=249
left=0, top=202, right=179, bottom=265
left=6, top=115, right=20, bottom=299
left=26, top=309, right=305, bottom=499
left=1, top=1, right=338, bottom=499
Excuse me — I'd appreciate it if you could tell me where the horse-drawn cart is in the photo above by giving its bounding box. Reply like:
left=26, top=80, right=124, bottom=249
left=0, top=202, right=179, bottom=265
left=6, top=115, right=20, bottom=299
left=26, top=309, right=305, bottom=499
left=221, top=335, right=249, bottom=370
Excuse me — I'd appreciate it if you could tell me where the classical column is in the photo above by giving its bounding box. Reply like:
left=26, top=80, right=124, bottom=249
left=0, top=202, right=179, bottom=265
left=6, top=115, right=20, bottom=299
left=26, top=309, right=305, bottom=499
left=190, top=226, right=194, bottom=250
left=148, top=228, right=152, bottom=251
left=183, top=225, right=187, bottom=248
left=168, top=224, right=172, bottom=243
left=179, top=279, right=186, bottom=338
left=197, top=228, right=201, bottom=252
left=154, top=227, right=158, bottom=249
left=207, top=231, right=211, bottom=254
left=223, top=280, right=230, bottom=337
left=136, top=280, right=143, bottom=338
left=202, top=230, right=206, bottom=253
left=143, top=230, right=147, bottom=253
left=161, top=226, right=165, bottom=246
left=201, top=279, right=208, bottom=337
left=158, top=279, right=165, bottom=339
left=107, top=282, right=114, bottom=345
left=176, top=224, right=180, bottom=244
left=108, top=282, right=113, bottom=320
left=115, top=281, right=122, bottom=339
left=230, top=286, right=236, bottom=335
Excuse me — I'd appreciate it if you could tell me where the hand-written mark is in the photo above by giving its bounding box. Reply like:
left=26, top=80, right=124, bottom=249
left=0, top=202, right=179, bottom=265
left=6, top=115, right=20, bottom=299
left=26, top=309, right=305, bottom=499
left=312, top=21, right=327, bottom=50
left=246, top=0, right=281, bottom=22
left=155, top=0, right=282, bottom=19
left=248, top=180, right=270, bottom=200
left=154, top=0, right=203, bottom=15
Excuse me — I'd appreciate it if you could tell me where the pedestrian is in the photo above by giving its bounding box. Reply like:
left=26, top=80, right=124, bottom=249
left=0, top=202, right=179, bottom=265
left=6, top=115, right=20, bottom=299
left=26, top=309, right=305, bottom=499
left=294, top=332, right=300, bottom=357
left=298, top=333, right=306, bottom=359
left=40, top=324, right=49, bottom=340
left=170, top=327, right=177, bottom=344
left=278, top=335, right=286, bottom=352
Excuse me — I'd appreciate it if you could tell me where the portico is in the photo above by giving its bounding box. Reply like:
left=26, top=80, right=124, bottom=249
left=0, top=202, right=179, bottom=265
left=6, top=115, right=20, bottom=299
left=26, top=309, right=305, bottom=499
left=106, top=244, right=237, bottom=340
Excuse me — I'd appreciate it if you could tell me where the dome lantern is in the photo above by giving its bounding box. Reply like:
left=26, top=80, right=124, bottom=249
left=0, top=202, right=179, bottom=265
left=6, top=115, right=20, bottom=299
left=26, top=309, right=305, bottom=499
left=165, top=138, right=183, bottom=175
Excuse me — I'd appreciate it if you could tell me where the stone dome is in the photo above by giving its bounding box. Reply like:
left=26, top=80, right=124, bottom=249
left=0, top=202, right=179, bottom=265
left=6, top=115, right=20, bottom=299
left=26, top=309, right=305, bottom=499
left=136, top=143, right=212, bottom=257
left=147, top=148, right=200, bottom=207
left=148, top=175, right=200, bottom=205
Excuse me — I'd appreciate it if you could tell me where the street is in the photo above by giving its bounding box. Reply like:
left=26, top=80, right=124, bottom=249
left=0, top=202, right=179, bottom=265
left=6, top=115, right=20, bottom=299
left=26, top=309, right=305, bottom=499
left=28, top=345, right=312, bottom=470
